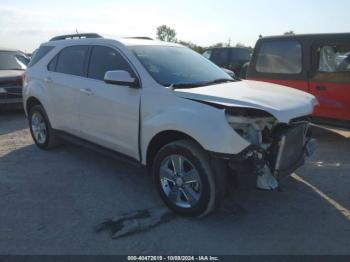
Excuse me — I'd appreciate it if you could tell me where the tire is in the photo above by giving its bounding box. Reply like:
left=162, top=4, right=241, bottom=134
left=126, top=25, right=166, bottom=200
left=152, top=139, right=226, bottom=217
left=28, top=104, right=61, bottom=149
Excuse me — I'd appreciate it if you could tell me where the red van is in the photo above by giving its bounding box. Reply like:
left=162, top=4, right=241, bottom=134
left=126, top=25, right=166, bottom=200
left=247, top=33, right=350, bottom=127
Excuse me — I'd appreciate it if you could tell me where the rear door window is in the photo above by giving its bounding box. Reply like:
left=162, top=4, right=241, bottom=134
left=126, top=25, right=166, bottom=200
left=87, top=46, right=134, bottom=81
left=55, top=46, right=89, bottom=77
left=256, top=41, right=302, bottom=74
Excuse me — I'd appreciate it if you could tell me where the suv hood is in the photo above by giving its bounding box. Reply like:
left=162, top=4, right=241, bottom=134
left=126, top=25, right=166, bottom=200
left=174, top=80, right=318, bottom=123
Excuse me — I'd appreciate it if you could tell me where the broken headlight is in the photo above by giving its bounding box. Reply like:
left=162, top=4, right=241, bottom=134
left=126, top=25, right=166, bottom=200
left=225, top=108, right=277, bottom=146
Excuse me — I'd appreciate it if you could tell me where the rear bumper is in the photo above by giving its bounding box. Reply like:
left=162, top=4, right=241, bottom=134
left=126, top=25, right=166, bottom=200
left=0, top=98, right=23, bottom=104
left=0, top=86, right=23, bottom=105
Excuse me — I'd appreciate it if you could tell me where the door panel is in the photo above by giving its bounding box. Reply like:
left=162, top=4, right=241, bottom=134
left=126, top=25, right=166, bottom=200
left=78, top=79, right=140, bottom=159
left=310, top=42, right=350, bottom=121
left=45, top=72, right=81, bottom=134
left=45, top=45, right=90, bottom=134
left=78, top=45, right=140, bottom=159
left=309, top=73, right=350, bottom=120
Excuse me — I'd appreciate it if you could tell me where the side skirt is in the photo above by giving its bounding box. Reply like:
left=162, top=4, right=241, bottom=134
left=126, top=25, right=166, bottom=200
left=55, top=130, right=145, bottom=169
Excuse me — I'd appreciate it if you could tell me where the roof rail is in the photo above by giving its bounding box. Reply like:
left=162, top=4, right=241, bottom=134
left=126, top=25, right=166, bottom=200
left=50, top=33, right=102, bottom=41
left=124, top=36, right=154, bottom=40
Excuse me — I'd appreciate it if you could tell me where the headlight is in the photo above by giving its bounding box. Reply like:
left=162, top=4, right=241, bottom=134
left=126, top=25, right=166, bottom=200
left=226, top=113, right=277, bottom=145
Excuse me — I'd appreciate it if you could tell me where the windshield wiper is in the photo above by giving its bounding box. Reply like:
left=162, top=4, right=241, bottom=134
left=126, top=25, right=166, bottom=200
left=170, top=78, right=234, bottom=89
left=207, top=78, right=235, bottom=85
left=170, top=82, right=206, bottom=89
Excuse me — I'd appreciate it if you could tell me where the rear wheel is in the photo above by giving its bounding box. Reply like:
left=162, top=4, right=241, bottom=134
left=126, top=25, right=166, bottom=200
left=152, top=140, right=225, bottom=217
left=29, top=105, right=61, bottom=149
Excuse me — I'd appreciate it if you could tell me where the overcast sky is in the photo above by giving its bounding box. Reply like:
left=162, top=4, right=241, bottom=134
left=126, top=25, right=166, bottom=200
left=1, top=0, right=349, bottom=52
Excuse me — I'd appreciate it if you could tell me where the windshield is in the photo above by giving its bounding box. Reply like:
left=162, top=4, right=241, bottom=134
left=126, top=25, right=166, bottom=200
left=0, top=51, right=29, bottom=70
left=129, top=45, right=232, bottom=87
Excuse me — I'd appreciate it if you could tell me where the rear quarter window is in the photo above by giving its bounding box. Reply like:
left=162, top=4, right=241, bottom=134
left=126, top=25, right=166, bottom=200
left=27, top=46, right=54, bottom=68
left=256, top=41, right=302, bottom=74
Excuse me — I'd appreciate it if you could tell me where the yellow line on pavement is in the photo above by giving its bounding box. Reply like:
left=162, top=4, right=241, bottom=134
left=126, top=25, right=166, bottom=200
left=291, top=173, right=350, bottom=221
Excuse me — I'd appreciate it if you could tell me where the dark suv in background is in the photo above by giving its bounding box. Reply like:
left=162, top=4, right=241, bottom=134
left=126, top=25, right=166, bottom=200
left=202, top=47, right=251, bottom=77
left=246, top=33, right=350, bottom=127
left=0, top=48, right=29, bottom=109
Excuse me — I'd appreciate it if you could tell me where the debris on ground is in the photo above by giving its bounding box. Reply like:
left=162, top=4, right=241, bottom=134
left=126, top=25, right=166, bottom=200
left=95, top=206, right=175, bottom=238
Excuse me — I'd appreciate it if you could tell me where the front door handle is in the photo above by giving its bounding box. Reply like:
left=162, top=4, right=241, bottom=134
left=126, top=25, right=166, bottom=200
left=316, top=85, right=327, bottom=91
left=79, top=88, right=93, bottom=96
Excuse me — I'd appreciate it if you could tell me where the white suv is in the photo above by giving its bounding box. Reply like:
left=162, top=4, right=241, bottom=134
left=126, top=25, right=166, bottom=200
left=23, top=33, right=317, bottom=217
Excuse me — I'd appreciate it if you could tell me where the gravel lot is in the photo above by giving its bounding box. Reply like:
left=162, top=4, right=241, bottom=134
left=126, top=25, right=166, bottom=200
left=0, top=110, right=350, bottom=255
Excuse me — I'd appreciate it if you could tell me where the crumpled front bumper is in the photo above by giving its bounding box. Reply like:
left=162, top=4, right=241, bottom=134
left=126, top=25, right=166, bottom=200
left=227, top=122, right=317, bottom=178
left=271, top=123, right=317, bottom=177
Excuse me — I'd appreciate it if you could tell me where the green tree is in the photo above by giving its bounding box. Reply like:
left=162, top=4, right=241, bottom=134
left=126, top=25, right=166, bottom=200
left=156, top=25, right=177, bottom=42
left=209, top=42, right=224, bottom=48
left=154, top=25, right=254, bottom=55
left=235, top=42, right=254, bottom=53
left=178, top=40, right=205, bottom=53
left=284, top=30, right=295, bottom=36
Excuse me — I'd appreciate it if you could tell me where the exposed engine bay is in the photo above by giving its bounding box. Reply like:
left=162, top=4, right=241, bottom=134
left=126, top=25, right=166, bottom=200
left=225, top=107, right=317, bottom=190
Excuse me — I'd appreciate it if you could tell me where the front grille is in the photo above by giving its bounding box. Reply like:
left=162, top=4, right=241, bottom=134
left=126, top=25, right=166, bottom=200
left=269, top=123, right=308, bottom=176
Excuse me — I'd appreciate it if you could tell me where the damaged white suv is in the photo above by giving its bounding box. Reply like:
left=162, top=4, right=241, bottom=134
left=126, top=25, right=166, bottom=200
left=23, top=33, right=317, bottom=217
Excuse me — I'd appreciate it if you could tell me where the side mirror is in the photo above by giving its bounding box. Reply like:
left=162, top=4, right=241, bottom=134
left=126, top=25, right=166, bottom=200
left=104, top=70, right=139, bottom=88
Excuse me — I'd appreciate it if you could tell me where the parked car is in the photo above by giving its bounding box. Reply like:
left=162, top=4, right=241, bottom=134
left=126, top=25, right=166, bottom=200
left=247, top=33, right=350, bottom=126
left=0, top=48, right=29, bottom=108
left=202, top=47, right=251, bottom=77
left=23, top=33, right=317, bottom=217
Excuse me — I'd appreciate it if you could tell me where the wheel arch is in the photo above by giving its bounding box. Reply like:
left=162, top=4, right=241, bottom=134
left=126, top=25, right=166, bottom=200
left=145, top=130, right=202, bottom=168
left=25, top=96, right=43, bottom=116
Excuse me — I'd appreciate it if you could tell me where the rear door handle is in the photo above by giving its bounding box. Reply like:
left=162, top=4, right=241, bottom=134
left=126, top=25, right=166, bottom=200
left=316, top=85, right=327, bottom=91
left=79, top=88, right=93, bottom=96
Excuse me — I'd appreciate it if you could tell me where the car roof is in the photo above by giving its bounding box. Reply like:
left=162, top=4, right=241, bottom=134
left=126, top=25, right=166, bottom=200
left=43, top=36, right=184, bottom=48
left=259, top=33, right=350, bottom=42
left=205, top=47, right=249, bottom=51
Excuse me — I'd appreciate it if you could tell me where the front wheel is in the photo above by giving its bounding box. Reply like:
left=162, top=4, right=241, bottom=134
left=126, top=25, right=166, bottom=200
left=152, top=140, right=225, bottom=217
